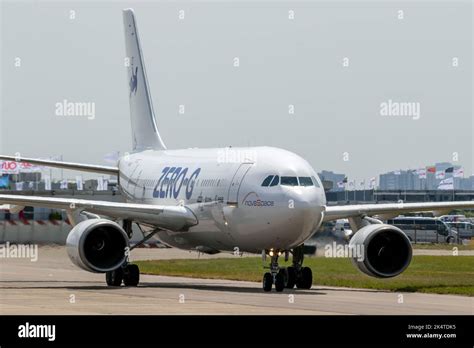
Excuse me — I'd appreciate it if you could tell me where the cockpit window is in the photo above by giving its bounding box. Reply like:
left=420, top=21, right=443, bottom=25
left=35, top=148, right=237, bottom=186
left=270, top=175, right=279, bottom=186
left=280, top=176, right=298, bottom=186
left=261, top=175, right=274, bottom=187
left=311, top=176, right=321, bottom=188
left=298, top=177, right=314, bottom=186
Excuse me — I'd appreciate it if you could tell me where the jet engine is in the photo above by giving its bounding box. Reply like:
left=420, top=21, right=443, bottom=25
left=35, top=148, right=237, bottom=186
left=349, top=224, right=412, bottom=278
left=66, top=219, right=129, bottom=273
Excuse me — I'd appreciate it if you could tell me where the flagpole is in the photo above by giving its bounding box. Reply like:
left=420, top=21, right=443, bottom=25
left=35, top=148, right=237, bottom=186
left=353, top=180, right=356, bottom=202
left=60, top=154, right=64, bottom=181
left=452, top=174, right=455, bottom=201
left=363, top=180, right=366, bottom=202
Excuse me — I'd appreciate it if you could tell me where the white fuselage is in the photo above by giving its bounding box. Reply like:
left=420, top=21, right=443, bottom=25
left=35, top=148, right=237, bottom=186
left=118, top=146, right=326, bottom=253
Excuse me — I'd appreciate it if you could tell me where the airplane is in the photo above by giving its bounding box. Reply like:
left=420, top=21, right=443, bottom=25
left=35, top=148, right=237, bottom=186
left=1, top=8, right=473, bottom=292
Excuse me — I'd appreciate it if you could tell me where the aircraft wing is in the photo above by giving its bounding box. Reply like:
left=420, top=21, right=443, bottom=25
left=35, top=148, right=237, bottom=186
left=0, top=155, right=118, bottom=175
left=324, top=201, right=474, bottom=221
left=0, top=194, right=198, bottom=231
left=323, top=201, right=474, bottom=222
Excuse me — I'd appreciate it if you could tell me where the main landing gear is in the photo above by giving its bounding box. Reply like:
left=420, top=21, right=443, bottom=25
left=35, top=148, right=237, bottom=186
left=105, top=221, right=161, bottom=287
left=106, top=263, right=140, bottom=287
left=262, top=245, right=313, bottom=292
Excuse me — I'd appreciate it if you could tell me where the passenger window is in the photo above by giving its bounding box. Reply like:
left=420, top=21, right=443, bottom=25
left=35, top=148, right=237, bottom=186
left=261, top=175, right=274, bottom=187
left=280, top=176, right=298, bottom=186
left=299, top=177, right=314, bottom=186
left=270, top=175, right=279, bottom=186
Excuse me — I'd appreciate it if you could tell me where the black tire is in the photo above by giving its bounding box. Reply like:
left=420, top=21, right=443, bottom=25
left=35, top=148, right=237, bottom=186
left=296, top=267, right=312, bottom=289
left=263, top=272, right=273, bottom=292
left=123, top=264, right=140, bottom=286
left=106, top=268, right=123, bottom=287
left=274, top=272, right=285, bottom=292
left=286, top=266, right=296, bottom=289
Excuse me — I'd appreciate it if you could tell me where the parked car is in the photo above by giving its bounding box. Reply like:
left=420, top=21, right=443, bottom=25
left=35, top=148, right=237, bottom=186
left=445, top=221, right=473, bottom=239
left=333, top=219, right=353, bottom=240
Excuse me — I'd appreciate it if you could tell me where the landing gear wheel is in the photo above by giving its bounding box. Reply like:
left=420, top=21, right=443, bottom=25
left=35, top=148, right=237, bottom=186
left=263, top=272, right=273, bottom=292
left=296, top=267, right=313, bottom=289
left=106, top=268, right=123, bottom=287
left=286, top=266, right=296, bottom=289
left=274, top=272, right=285, bottom=292
left=123, top=264, right=140, bottom=287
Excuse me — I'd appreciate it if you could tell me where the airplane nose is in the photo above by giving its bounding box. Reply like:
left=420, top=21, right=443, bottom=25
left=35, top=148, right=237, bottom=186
left=227, top=184, right=325, bottom=251
left=284, top=187, right=324, bottom=242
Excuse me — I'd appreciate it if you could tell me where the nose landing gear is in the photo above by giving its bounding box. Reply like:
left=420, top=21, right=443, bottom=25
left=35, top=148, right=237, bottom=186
left=261, top=245, right=313, bottom=292
left=262, top=251, right=285, bottom=292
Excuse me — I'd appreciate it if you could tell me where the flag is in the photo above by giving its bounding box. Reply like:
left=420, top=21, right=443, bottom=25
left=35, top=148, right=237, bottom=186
left=417, top=168, right=427, bottom=179
left=44, top=175, right=51, bottom=190
left=427, top=166, right=436, bottom=173
left=445, top=167, right=454, bottom=173
left=97, top=177, right=104, bottom=191
left=369, top=177, right=377, bottom=189
left=454, top=168, right=464, bottom=178
left=76, top=176, right=83, bottom=191
left=60, top=180, right=68, bottom=190
left=438, top=177, right=454, bottom=190
left=348, top=180, right=355, bottom=190
left=435, top=170, right=445, bottom=179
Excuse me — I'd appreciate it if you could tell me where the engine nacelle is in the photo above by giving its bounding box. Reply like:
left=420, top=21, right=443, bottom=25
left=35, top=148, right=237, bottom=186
left=349, top=224, right=412, bottom=278
left=66, top=219, right=129, bottom=273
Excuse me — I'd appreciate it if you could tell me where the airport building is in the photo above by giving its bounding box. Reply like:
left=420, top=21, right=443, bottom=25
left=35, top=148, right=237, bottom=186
left=378, top=163, right=473, bottom=190
left=318, top=170, right=346, bottom=192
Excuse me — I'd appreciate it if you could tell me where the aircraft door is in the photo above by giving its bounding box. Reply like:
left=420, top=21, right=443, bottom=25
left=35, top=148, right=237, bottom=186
left=227, top=163, right=253, bottom=205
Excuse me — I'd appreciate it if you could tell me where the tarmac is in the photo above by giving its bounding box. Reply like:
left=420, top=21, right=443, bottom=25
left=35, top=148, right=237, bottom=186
left=0, top=246, right=472, bottom=315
